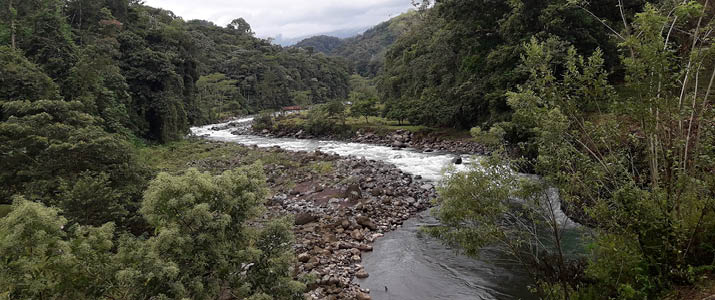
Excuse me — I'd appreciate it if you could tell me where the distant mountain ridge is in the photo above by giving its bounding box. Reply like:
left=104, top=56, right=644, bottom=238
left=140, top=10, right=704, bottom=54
left=272, top=26, right=370, bottom=46
left=294, top=11, right=419, bottom=77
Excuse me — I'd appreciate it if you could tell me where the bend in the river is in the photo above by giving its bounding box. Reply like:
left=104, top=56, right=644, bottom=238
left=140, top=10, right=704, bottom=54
left=192, top=119, right=536, bottom=300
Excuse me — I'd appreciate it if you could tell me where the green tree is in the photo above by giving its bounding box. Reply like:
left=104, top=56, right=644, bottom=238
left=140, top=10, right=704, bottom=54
left=68, top=39, right=133, bottom=135
left=0, top=46, right=60, bottom=103
left=0, top=100, right=146, bottom=227
left=350, top=97, right=378, bottom=123
left=428, top=154, right=581, bottom=298
left=0, top=0, right=78, bottom=91
left=0, top=199, right=118, bottom=299
left=196, top=73, right=241, bottom=123
left=379, top=0, right=627, bottom=128
left=431, top=2, right=714, bottom=298
left=291, top=90, right=312, bottom=107
left=228, top=18, right=253, bottom=35
left=140, top=163, right=305, bottom=299
left=1, top=165, right=305, bottom=299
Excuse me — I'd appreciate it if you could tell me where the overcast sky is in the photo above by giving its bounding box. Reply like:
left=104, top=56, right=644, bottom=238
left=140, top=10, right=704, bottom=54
left=142, top=0, right=414, bottom=40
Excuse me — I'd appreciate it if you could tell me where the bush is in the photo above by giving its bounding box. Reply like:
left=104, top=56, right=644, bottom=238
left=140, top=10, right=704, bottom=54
left=305, top=108, right=338, bottom=136
left=0, top=164, right=305, bottom=299
left=252, top=112, right=274, bottom=131
left=303, top=103, right=348, bottom=136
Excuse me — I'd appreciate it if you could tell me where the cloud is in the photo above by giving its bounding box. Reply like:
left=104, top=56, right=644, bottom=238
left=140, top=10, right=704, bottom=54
left=141, top=0, right=413, bottom=39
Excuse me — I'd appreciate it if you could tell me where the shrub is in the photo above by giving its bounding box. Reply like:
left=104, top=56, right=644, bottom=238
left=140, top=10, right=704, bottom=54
left=252, top=112, right=274, bottom=131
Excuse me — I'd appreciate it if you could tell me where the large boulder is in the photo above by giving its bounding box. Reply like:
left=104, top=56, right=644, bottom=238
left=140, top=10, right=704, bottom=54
left=294, top=213, right=319, bottom=225
left=344, top=183, right=362, bottom=201
left=356, top=216, right=377, bottom=231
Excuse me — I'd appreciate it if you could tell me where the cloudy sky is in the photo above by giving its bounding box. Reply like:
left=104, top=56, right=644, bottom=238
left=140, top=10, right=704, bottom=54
left=142, top=0, right=414, bottom=41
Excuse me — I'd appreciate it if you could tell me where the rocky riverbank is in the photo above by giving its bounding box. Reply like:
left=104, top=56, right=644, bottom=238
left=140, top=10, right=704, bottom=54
left=223, top=117, right=487, bottom=155
left=187, top=140, right=439, bottom=299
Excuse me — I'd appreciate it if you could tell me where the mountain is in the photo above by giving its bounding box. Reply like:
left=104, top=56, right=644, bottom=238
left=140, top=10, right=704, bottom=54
left=272, top=26, right=370, bottom=46
left=294, top=36, right=345, bottom=54
left=294, top=11, right=419, bottom=77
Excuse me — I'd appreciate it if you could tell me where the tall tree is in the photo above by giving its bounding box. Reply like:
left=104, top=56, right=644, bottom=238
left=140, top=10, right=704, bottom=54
left=0, top=100, right=147, bottom=227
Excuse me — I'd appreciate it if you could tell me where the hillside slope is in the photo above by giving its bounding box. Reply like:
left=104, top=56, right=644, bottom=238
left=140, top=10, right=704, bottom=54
left=295, top=11, right=419, bottom=77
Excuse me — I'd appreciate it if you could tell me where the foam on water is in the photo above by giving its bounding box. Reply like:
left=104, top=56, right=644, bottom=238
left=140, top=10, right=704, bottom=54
left=191, top=121, right=470, bottom=182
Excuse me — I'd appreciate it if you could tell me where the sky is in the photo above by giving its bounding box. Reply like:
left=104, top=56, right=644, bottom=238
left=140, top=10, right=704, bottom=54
left=142, top=0, right=414, bottom=43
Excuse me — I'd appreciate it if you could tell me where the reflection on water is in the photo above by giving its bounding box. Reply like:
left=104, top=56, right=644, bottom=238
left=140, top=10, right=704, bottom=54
left=357, top=211, right=536, bottom=300
left=192, top=120, right=541, bottom=300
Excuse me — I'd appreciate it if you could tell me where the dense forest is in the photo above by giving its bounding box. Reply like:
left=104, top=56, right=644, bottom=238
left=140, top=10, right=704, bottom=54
left=378, top=0, right=636, bottom=128
left=295, top=11, right=419, bottom=77
left=417, top=0, right=714, bottom=299
left=0, top=0, right=350, bottom=142
left=0, top=0, right=713, bottom=299
left=0, top=1, right=347, bottom=298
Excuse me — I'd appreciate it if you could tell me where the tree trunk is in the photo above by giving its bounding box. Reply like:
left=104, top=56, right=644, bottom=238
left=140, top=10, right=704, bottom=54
left=9, top=0, right=16, bottom=50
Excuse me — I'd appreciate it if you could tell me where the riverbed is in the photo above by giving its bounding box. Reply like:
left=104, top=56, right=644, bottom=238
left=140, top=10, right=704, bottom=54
left=192, top=120, right=537, bottom=300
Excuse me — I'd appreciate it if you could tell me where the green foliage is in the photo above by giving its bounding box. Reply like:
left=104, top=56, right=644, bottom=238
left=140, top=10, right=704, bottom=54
left=0, top=199, right=118, bottom=299
left=0, top=164, right=304, bottom=299
left=429, top=154, right=585, bottom=298
left=139, top=163, right=302, bottom=299
left=185, top=20, right=350, bottom=111
left=0, top=0, right=78, bottom=90
left=58, top=171, right=128, bottom=227
left=1, top=1, right=350, bottom=142
left=253, top=112, right=275, bottom=132
left=322, top=100, right=347, bottom=121
left=295, top=35, right=344, bottom=54
left=67, top=37, right=134, bottom=135
left=433, top=2, right=714, bottom=298
left=118, top=29, right=192, bottom=142
left=379, top=0, right=626, bottom=128
left=350, top=98, right=379, bottom=123
left=0, top=100, right=147, bottom=227
left=304, top=102, right=347, bottom=136
left=196, top=73, right=243, bottom=124
left=0, top=46, right=60, bottom=103
left=295, top=11, right=420, bottom=77
left=291, top=90, right=313, bottom=107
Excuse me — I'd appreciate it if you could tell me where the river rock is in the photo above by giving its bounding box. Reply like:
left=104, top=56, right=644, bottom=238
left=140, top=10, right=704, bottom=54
left=356, top=216, right=377, bottom=231
left=356, top=292, right=371, bottom=300
left=298, top=252, right=311, bottom=263
left=355, top=269, right=369, bottom=279
left=295, top=213, right=319, bottom=225
left=357, top=244, right=373, bottom=251
left=344, top=183, right=362, bottom=201
left=452, top=156, right=463, bottom=164
left=195, top=132, right=450, bottom=299
left=340, top=219, right=351, bottom=229
left=350, top=229, right=364, bottom=241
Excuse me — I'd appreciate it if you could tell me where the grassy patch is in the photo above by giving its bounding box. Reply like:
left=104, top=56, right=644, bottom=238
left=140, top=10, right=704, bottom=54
left=309, top=161, right=333, bottom=174
left=139, top=139, right=298, bottom=175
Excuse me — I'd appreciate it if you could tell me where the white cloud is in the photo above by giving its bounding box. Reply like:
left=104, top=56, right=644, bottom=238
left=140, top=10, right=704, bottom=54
left=141, top=0, right=413, bottom=39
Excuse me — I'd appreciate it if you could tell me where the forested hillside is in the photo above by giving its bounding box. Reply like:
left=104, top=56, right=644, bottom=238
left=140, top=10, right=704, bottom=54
left=1, top=0, right=712, bottom=299
left=0, top=1, right=340, bottom=298
left=295, top=11, right=419, bottom=77
left=0, top=0, right=350, bottom=142
left=378, top=0, right=635, bottom=128
left=294, top=35, right=344, bottom=54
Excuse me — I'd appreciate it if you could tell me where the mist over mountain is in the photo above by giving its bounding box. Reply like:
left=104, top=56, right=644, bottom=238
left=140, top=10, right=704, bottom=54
left=294, top=11, right=419, bottom=77
left=272, top=26, right=370, bottom=46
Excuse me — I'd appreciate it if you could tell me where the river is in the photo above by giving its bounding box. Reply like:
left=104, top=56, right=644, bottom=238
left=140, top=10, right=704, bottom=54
left=192, top=119, right=537, bottom=300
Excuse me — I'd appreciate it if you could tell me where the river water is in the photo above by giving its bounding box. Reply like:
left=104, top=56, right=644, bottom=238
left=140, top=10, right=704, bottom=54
left=192, top=120, right=537, bottom=300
